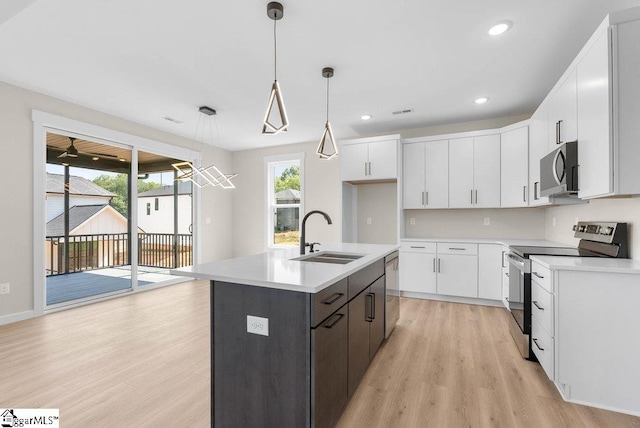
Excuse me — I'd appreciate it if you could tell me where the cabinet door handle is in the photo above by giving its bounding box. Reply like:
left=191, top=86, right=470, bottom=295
left=437, top=258, right=441, bottom=273
left=501, top=251, right=506, bottom=268
left=475, top=189, right=478, bottom=204
left=322, top=292, right=344, bottom=305
left=532, top=272, right=544, bottom=279
left=324, top=313, right=345, bottom=329
left=432, top=258, right=436, bottom=272
left=425, top=191, right=429, bottom=206
left=533, top=300, right=544, bottom=311
left=505, top=297, right=509, bottom=302
left=470, top=189, right=474, bottom=204
left=368, top=162, right=372, bottom=176
left=533, top=338, right=544, bottom=351
left=523, top=185, right=527, bottom=203
left=534, top=182, right=539, bottom=200
left=505, top=273, right=509, bottom=277
left=448, top=247, right=466, bottom=251
left=365, top=293, right=375, bottom=322
left=410, top=245, right=425, bottom=249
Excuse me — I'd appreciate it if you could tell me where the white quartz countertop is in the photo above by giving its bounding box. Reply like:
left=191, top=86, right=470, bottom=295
left=401, top=237, right=568, bottom=247
left=530, top=255, right=640, bottom=274
left=171, top=242, right=399, bottom=293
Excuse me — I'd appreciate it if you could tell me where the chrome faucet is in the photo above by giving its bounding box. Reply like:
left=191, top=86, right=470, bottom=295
left=300, top=210, right=332, bottom=255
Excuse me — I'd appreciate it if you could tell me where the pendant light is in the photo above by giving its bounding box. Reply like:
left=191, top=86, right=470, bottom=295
left=316, top=67, right=338, bottom=159
left=172, top=106, right=237, bottom=189
left=262, top=2, right=289, bottom=135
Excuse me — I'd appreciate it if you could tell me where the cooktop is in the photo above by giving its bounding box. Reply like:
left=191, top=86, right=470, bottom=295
left=509, top=245, right=606, bottom=258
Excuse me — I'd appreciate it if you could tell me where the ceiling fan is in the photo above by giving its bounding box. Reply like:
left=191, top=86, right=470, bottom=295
left=55, top=137, right=122, bottom=161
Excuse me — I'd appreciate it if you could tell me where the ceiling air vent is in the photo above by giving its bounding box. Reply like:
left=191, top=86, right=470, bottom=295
left=392, top=108, right=414, bottom=115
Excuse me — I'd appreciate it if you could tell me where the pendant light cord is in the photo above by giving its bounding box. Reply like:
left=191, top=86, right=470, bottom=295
left=273, top=19, right=277, bottom=81
left=326, top=77, right=330, bottom=122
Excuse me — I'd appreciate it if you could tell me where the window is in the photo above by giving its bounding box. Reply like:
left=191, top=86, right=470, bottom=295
left=146, top=202, right=151, bottom=216
left=155, top=197, right=159, bottom=211
left=264, top=153, right=304, bottom=248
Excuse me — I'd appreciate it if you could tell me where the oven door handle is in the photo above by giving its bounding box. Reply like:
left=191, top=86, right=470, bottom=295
left=507, top=254, right=526, bottom=271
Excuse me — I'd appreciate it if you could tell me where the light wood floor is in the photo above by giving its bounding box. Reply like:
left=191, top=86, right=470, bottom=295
left=1, top=280, right=638, bottom=427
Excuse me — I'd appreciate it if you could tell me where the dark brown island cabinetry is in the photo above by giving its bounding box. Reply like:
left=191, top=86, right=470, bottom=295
left=211, top=259, right=385, bottom=428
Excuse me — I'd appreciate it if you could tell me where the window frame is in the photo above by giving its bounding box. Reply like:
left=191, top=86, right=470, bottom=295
left=263, top=153, right=305, bottom=250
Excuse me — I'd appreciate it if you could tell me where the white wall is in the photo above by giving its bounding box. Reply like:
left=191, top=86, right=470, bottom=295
left=231, top=141, right=342, bottom=257
left=545, top=197, right=640, bottom=260
left=356, top=182, right=398, bottom=244
left=0, top=80, right=232, bottom=322
left=404, top=208, right=546, bottom=239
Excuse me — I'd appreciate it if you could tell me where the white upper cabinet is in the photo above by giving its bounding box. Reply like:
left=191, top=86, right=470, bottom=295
left=575, top=17, right=640, bottom=199
left=449, top=135, right=501, bottom=208
left=402, top=140, right=448, bottom=209
left=340, top=137, right=398, bottom=182
left=547, top=69, right=578, bottom=151
left=528, top=104, right=551, bottom=206
left=448, top=137, right=475, bottom=208
left=500, top=125, right=529, bottom=207
left=473, top=135, right=501, bottom=208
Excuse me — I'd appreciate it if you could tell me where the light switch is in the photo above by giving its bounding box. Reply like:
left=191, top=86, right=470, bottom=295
left=366, top=217, right=372, bottom=225
left=247, top=315, right=269, bottom=336
left=410, top=217, right=415, bottom=226
left=0, top=283, right=9, bottom=295
left=484, top=217, right=490, bottom=226
left=205, top=217, right=212, bottom=225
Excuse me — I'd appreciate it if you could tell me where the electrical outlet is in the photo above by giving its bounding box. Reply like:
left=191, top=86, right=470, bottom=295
left=0, top=283, right=9, bottom=295
left=366, top=217, right=372, bottom=225
left=247, top=315, right=269, bottom=336
left=410, top=217, right=415, bottom=226
left=484, top=217, right=490, bottom=226
left=552, top=217, right=556, bottom=227
left=205, top=217, right=212, bottom=225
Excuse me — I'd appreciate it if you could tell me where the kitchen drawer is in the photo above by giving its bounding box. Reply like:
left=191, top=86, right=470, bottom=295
left=437, top=242, right=478, bottom=255
left=311, top=278, right=348, bottom=328
left=400, top=241, right=436, bottom=253
left=531, top=315, right=555, bottom=380
left=531, top=261, right=552, bottom=293
left=348, top=259, right=384, bottom=299
left=531, top=281, right=553, bottom=336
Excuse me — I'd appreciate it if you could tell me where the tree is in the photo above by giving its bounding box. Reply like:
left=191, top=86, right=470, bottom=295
left=275, top=165, right=300, bottom=192
left=92, top=174, right=162, bottom=216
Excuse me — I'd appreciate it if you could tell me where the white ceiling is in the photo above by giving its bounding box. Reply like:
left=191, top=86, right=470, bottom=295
left=1, top=0, right=640, bottom=151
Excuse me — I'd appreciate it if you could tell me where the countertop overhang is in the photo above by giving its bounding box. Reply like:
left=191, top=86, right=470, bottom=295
left=172, top=242, right=399, bottom=293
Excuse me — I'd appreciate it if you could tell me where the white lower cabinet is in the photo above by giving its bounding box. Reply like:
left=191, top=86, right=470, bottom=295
left=478, top=244, right=503, bottom=300
left=436, top=254, right=477, bottom=298
left=399, top=248, right=437, bottom=294
left=531, top=315, right=554, bottom=380
left=501, top=246, right=510, bottom=308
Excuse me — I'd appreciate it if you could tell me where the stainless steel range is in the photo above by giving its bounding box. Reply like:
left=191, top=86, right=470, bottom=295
left=507, top=221, right=628, bottom=360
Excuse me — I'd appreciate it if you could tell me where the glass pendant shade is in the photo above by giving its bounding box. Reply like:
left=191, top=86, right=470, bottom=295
left=262, top=80, right=289, bottom=135
left=317, top=121, right=338, bottom=159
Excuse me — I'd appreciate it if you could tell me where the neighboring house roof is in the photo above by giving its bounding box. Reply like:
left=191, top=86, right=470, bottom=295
left=275, top=189, right=300, bottom=201
left=46, top=173, right=115, bottom=197
left=46, top=204, right=111, bottom=236
left=138, top=181, right=192, bottom=197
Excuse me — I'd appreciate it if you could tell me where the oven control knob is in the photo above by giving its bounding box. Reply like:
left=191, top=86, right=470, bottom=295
left=601, top=226, right=614, bottom=235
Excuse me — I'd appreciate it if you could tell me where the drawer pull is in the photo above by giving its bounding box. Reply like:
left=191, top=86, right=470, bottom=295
left=532, top=272, right=544, bottom=279
left=505, top=273, right=510, bottom=277
left=532, top=300, right=544, bottom=311
left=324, top=313, right=345, bottom=329
left=322, top=293, right=344, bottom=305
left=533, top=338, right=544, bottom=351
left=448, top=247, right=466, bottom=251
left=410, top=246, right=426, bottom=249
left=432, top=258, right=436, bottom=273
left=505, top=297, right=509, bottom=302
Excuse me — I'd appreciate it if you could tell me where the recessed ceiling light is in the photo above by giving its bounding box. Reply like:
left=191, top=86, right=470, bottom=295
left=361, top=114, right=372, bottom=120
left=475, top=97, right=489, bottom=104
left=488, top=21, right=512, bottom=36
left=92, top=156, right=100, bottom=161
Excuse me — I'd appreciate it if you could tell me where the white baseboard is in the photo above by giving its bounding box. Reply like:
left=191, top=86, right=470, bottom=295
left=400, top=291, right=504, bottom=308
left=0, top=310, right=36, bottom=326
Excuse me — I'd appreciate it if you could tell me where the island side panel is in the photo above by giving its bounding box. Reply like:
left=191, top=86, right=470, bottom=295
left=212, top=281, right=311, bottom=428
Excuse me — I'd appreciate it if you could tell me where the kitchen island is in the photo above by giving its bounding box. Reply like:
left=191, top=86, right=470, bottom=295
left=173, top=242, right=399, bottom=428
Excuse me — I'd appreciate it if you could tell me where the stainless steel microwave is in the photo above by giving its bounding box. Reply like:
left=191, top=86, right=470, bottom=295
left=539, top=141, right=578, bottom=197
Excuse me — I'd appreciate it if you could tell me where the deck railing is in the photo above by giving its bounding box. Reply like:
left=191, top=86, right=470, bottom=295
left=45, top=233, right=192, bottom=276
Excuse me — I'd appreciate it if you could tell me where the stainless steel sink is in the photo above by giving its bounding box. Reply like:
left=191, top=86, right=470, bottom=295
left=292, top=252, right=365, bottom=264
